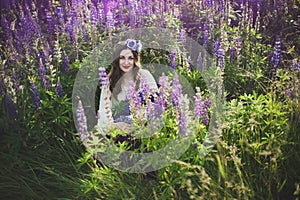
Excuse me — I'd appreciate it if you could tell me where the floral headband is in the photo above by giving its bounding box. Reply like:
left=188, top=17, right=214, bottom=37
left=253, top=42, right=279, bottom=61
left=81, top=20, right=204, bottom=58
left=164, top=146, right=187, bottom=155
left=126, top=39, right=142, bottom=53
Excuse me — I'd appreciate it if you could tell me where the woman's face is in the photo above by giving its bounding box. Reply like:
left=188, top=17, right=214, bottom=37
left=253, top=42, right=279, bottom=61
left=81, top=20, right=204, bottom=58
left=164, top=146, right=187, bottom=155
left=119, top=48, right=135, bottom=73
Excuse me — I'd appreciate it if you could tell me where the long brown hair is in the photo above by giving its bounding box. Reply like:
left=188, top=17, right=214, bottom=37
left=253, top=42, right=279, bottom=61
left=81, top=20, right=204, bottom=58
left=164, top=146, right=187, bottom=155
left=108, top=44, right=141, bottom=99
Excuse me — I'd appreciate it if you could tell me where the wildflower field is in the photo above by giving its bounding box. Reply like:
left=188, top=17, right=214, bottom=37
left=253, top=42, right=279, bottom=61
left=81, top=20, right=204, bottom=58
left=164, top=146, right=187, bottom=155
left=1, top=0, right=300, bottom=199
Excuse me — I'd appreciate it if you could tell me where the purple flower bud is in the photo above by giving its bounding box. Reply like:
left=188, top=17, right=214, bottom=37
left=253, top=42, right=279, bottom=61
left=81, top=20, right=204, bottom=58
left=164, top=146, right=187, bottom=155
left=214, top=39, right=220, bottom=56
left=62, top=54, right=70, bottom=75
left=126, top=80, right=142, bottom=109
left=106, top=10, right=114, bottom=31
left=5, top=95, right=17, bottom=120
left=98, top=67, right=109, bottom=87
left=194, top=92, right=205, bottom=119
left=286, top=88, right=295, bottom=100
left=290, top=60, right=297, bottom=71
left=31, top=83, right=40, bottom=110
left=170, top=51, right=177, bottom=70
left=202, top=25, right=209, bottom=50
left=271, top=38, right=281, bottom=69
left=55, top=79, right=64, bottom=98
left=171, top=74, right=182, bottom=109
left=180, top=29, right=186, bottom=43
left=217, top=48, right=225, bottom=71
left=76, top=99, right=89, bottom=141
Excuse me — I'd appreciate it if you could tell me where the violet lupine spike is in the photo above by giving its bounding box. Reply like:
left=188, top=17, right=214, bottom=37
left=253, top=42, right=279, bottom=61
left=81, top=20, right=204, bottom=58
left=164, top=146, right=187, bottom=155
left=38, top=65, right=49, bottom=89
left=98, top=67, right=109, bottom=87
left=126, top=80, right=142, bottom=109
left=158, top=73, right=169, bottom=109
left=76, top=99, right=89, bottom=141
left=298, top=59, right=300, bottom=73
left=170, top=51, right=177, bottom=70
left=90, top=4, right=99, bottom=25
left=81, top=23, right=90, bottom=42
left=214, top=39, right=220, bottom=56
left=271, top=38, right=281, bottom=69
left=62, top=54, right=70, bottom=75
left=171, top=73, right=182, bottom=109
left=286, top=88, right=295, bottom=100
left=217, top=48, right=225, bottom=71
left=180, top=29, right=186, bottom=43
left=202, top=25, right=209, bottom=50
left=55, top=79, right=64, bottom=98
left=106, top=10, right=114, bottom=32
left=178, top=95, right=190, bottom=136
left=5, top=95, right=18, bottom=120
left=290, top=60, right=297, bottom=71
left=194, top=88, right=205, bottom=119
left=31, top=83, right=41, bottom=110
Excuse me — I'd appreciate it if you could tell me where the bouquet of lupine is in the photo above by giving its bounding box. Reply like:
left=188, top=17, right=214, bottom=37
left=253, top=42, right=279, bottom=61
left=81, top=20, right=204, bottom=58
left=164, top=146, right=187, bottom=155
left=76, top=71, right=212, bottom=164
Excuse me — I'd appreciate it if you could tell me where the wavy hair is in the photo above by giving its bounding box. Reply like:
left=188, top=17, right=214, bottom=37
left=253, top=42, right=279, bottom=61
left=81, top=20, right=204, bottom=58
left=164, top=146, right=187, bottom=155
left=108, top=43, right=141, bottom=99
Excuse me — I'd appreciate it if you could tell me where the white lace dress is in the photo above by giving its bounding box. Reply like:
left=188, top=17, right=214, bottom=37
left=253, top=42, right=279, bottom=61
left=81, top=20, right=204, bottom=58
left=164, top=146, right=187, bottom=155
left=97, top=69, right=158, bottom=131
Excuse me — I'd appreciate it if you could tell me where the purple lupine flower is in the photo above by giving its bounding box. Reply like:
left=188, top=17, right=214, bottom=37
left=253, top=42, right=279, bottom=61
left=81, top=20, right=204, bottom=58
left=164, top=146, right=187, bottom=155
left=204, top=96, right=212, bottom=110
left=194, top=90, right=205, bottom=119
left=98, top=67, right=109, bottom=87
left=171, top=74, right=182, bottom=109
left=81, top=23, right=90, bottom=42
left=170, top=51, right=177, bottom=70
left=45, top=9, right=56, bottom=37
left=178, top=112, right=187, bottom=136
left=205, top=0, right=214, bottom=7
left=202, top=113, right=210, bottom=126
left=290, top=59, right=297, bottom=71
left=31, top=83, right=40, bottom=110
left=62, top=54, right=70, bottom=75
left=158, top=73, right=169, bottom=109
left=126, top=80, right=142, bottom=109
left=271, top=38, right=281, bottom=69
left=217, top=48, right=225, bottom=71
left=202, top=24, right=209, bottom=50
left=298, top=59, right=300, bottom=73
left=55, top=79, right=64, bottom=98
left=180, top=29, right=186, bottom=43
left=56, top=6, right=64, bottom=33
left=38, top=65, right=50, bottom=89
left=12, top=72, right=21, bottom=91
left=5, top=95, right=17, bottom=120
left=106, top=10, right=114, bottom=31
left=90, top=4, right=99, bottom=25
left=76, top=99, right=89, bottom=141
left=214, top=39, right=220, bottom=56
left=286, top=88, right=295, bottom=100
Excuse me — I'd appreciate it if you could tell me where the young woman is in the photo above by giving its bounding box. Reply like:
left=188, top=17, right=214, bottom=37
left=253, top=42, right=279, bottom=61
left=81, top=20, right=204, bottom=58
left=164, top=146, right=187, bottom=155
left=97, top=39, right=158, bottom=132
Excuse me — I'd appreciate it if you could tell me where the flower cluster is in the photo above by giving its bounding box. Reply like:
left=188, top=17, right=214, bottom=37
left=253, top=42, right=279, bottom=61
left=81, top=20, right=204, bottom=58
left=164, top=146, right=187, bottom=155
left=31, top=83, right=41, bottom=110
left=194, top=87, right=212, bottom=126
left=98, top=67, right=109, bottom=87
left=271, top=38, right=281, bottom=69
left=126, top=39, right=142, bottom=52
left=76, top=99, right=89, bottom=141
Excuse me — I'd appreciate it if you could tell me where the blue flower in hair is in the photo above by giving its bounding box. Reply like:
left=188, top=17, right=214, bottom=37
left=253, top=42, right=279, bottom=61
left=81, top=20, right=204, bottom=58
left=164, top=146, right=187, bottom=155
left=126, top=39, right=142, bottom=52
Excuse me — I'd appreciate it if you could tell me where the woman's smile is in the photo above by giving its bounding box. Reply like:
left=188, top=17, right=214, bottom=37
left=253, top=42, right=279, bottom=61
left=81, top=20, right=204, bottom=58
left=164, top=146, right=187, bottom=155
left=119, top=49, right=135, bottom=73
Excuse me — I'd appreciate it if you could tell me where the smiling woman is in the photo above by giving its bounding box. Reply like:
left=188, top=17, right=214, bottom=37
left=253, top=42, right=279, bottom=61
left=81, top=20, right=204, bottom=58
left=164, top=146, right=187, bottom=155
left=97, top=39, right=158, bottom=132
